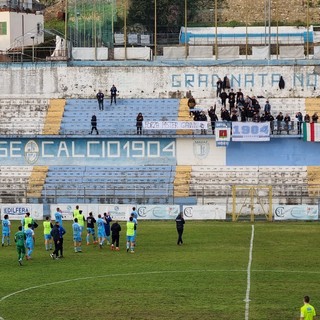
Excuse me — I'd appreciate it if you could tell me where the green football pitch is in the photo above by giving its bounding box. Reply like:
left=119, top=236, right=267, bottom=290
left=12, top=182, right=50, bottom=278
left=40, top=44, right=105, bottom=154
left=1, top=220, right=319, bottom=320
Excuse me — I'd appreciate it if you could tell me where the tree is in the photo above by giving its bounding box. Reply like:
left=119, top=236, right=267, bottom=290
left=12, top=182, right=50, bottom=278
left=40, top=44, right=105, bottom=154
left=127, top=0, right=200, bottom=33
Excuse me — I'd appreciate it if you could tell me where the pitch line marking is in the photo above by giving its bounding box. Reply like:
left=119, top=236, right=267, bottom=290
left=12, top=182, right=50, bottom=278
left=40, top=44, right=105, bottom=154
left=244, top=224, right=255, bottom=320
left=2, top=267, right=320, bottom=304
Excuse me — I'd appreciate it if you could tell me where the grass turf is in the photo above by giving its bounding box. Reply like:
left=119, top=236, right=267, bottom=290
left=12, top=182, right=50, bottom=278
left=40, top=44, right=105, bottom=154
left=0, top=221, right=319, bottom=320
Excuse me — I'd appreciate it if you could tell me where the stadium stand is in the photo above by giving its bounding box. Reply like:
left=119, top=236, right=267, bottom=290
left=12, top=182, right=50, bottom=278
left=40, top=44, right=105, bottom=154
left=60, top=98, right=180, bottom=135
left=41, top=165, right=176, bottom=204
left=0, top=99, right=49, bottom=135
left=189, top=166, right=310, bottom=204
left=0, top=97, right=318, bottom=207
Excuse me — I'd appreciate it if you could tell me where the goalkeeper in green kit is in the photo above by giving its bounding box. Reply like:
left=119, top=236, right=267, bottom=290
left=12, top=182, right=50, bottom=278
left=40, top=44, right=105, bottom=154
left=15, top=226, right=26, bottom=266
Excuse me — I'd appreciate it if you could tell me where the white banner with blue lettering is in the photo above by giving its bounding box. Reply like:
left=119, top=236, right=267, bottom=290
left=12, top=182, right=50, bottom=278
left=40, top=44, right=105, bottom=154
left=232, top=122, right=270, bottom=141
left=183, top=205, right=226, bottom=220
left=1, top=204, right=43, bottom=220
left=143, top=121, right=207, bottom=130
left=0, top=138, right=176, bottom=165
left=273, top=205, right=318, bottom=220
left=51, top=204, right=180, bottom=221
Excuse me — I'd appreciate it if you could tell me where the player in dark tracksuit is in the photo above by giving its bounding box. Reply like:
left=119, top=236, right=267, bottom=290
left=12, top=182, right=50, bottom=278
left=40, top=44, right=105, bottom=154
left=175, top=213, right=185, bottom=245
left=50, top=222, right=66, bottom=259
left=111, top=221, right=121, bottom=251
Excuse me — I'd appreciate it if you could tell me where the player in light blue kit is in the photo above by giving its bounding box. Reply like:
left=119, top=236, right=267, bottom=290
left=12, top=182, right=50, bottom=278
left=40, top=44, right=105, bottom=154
left=72, top=218, right=82, bottom=253
left=97, top=214, right=106, bottom=249
left=131, top=207, right=138, bottom=220
left=2, top=214, right=11, bottom=246
left=130, top=212, right=138, bottom=242
left=25, top=223, right=35, bottom=260
left=54, top=207, right=63, bottom=226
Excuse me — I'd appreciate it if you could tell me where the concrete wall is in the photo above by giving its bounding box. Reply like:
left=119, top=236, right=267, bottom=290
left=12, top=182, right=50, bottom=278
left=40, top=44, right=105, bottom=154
left=0, top=63, right=319, bottom=98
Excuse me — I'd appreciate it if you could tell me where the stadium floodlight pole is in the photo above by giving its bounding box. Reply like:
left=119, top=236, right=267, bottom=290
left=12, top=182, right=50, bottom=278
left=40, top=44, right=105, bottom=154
left=214, top=0, right=218, bottom=60
left=64, top=0, right=68, bottom=58
left=124, top=0, right=127, bottom=60
left=112, top=0, right=114, bottom=47
left=264, top=0, right=267, bottom=45
left=306, top=0, right=309, bottom=59
left=184, top=0, right=188, bottom=59
left=154, top=0, right=157, bottom=60
left=93, top=0, right=97, bottom=60
left=268, top=0, right=271, bottom=60
left=276, top=0, right=279, bottom=59
left=245, top=1, right=248, bottom=59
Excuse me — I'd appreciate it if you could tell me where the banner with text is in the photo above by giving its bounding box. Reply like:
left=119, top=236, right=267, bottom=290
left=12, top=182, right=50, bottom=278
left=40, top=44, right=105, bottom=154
left=50, top=204, right=180, bottom=221
left=143, top=121, right=207, bottom=130
left=0, top=138, right=176, bottom=166
left=232, top=122, right=270, bottom=141
left=273, top=205, right=318, bottom=220
left=1, top=204, right=43, bottom=221
left=183, top=205, right=226, bottom=220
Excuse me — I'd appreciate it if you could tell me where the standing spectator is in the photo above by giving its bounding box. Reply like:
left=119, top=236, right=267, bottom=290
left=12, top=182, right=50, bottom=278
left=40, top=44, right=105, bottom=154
left=252, top=112, right=260, bottom=123
left=126, top=216, right=136, bottom=253
left=304, top=114, right=311, bottom=123
left=208, top=105, right=218, bottom=135
left=300, top=296, right=316, bottom=320
left=54, top=207, right=63, bottom=227
left=231, top=110, right=238, bottom=122
left=236, top=88, right=244, bottom=104
left=90, top=114, right=99, bottom=135
left=25, top=223, right=35, bottom=260
left=110, top=84, right=118, bottom=105
left=96, top=89, right=104, bottom=111
left=276, top=112, right=284, bottom=134
left=284, top=113, right=291, bottom=134
left=228, top=89, right=236, bottom=112
left=15, top=226, right=26, bottom=266
left=1, top=214, right=11, bottom=247
left=216, top=78, right=223, bottom=97
left=312, top=112, right=318, bottom=123
left=86, top=212, right=97, bottom=245
left=251, top=96, right=261, bottom=114
left=240, top=106, right=246, bottom=122
left=246, top=106, right=254, bottom=122
left=104, top=212, right=112, bottom=245
left=111, top=220, right=121, bottom=251
left=199, top=111, right=207, bottom=135
left=279, top=76, right=285, bottom=89
left=97, top=214, right=106, bottom=249
left=50, top=221, right=66, bottom=259
left=72, top=218, right=82, bottom=253
left=221, top=107, right=231, bottom=121
left=264, top=100, right=271, bottom=114
left=222, top=75, right=230, bottom=90
left=187, top=95, right=196, bottom=117
left=296, top=112, right=303, bottom=135
left=136, top=113, right=144, bottom=135
left=266, top=112, right=274, bottom=134
left=219, top=89, right=228, bottom=107
left=43, top=216, right=53, bottom=251
left=175, top=212, right=185, bottom=245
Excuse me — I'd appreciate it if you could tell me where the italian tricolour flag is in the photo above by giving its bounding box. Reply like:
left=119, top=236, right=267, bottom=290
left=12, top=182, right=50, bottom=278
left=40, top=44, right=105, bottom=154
left=303, top=122, right=320, bottom=142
